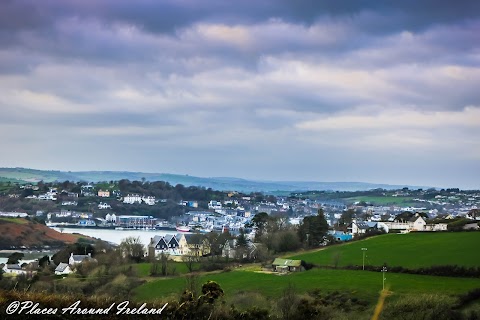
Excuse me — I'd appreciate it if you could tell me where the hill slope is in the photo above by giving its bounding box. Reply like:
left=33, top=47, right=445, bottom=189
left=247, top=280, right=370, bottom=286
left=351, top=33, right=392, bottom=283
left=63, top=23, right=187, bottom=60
left=0, top=218, right=84, bottom=249
left=289, top=232, right=480, bottom=268
left=0, top=167, right=429, bottom=192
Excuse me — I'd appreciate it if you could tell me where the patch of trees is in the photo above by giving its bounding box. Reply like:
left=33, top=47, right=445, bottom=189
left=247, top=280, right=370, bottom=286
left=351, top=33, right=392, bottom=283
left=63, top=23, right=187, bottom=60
left=297, top=209, right=330, bottom=248
left=51, top=240, right=96, bottom=265
left=118, top=236, right=145, bottom=263
left=247, top=212, right=301, bottom=255
left=447, top=218, right=478, bottom=231
left=6, top=252, right=24, bottom=264
left=116, top=180, right=226, bottom=203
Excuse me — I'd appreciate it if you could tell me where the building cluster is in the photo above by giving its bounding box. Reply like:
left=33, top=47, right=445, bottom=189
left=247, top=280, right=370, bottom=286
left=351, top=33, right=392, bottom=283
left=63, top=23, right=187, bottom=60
left=2, top=181, right=479, bottom=239
left=0, top=251, right=97, bottom=278
left=148, top=233, right=209, bottom=258
left=54, top=253, right=97, bottom=276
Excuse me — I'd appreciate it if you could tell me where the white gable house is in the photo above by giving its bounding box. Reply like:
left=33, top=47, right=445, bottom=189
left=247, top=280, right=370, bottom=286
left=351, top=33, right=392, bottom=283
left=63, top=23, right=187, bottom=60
left=55, top=263, right=73, bottom=275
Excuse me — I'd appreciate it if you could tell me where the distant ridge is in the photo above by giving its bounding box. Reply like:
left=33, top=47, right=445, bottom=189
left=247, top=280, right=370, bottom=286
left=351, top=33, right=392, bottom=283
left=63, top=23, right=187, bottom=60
left=0, top=167, right=431, bottom=193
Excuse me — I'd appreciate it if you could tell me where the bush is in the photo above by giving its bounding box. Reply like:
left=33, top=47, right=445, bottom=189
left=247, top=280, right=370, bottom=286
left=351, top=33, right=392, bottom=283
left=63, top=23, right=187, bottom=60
left=381, top=294, right=463, bottom=320
left=343, top=264, right=480, bottom=278
left=456, top=288, right=480, bottom=308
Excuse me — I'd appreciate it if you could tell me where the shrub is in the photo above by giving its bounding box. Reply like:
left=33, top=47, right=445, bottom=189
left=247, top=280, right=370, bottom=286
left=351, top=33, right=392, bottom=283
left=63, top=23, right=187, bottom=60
left=381, top=294, right=463, bottom=320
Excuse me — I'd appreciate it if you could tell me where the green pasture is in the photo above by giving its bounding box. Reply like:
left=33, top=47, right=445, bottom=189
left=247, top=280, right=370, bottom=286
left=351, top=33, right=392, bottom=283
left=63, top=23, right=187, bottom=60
left=133, top=268, right=480, bottom=304
left=0, top=217, right=29, bottom=224
left=134, top=262, right=201, bottom=277
left=289, top=232, right=480, bottom=268
left=345, top=196, right=416, bottom=206
left=0, top=171, right=59, bottom=182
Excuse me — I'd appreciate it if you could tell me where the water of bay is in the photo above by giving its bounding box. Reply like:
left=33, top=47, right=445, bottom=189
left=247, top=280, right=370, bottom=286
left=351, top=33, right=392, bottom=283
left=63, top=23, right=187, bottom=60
left=52, top=227, right=190, bottom=246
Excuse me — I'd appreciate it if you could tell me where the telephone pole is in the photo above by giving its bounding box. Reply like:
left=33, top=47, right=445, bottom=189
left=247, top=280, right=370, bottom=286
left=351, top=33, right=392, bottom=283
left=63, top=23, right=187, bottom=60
left=381, top=266, right=387, bottom=291
left=361, top=248, right=367, bottom=270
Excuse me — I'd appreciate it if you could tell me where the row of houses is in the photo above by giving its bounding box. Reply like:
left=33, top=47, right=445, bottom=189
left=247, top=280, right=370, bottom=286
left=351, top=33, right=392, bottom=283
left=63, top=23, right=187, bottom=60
left=2, top=252, right=97, bottom=278
left=148, top=233, right=262, bottom=261
left=349, top=214, right=448, bottom=235
left=123, top=194, right=155, bottom=205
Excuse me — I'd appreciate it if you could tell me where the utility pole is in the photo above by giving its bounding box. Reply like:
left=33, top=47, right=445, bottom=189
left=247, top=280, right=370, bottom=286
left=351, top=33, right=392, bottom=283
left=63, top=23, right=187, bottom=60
left=381, top=266, right=387, bottom=291
left=361, top=248, right=367, bottom=270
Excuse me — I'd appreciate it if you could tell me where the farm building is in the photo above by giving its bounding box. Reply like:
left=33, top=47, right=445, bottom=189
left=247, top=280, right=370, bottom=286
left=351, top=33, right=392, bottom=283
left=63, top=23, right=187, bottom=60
left=272, top=258, right=304, bottom=273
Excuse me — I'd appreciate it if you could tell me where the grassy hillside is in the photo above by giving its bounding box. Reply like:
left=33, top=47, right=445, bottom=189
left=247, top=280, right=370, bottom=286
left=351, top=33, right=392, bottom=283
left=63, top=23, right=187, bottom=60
left=345, top=196, right=417, bottom=206
left=289, top=232, right=480, bottom=268
left=133, top=232, right=480, bottom=315
left=133, top=268, right=480, bottom=304
left=0, top=217, right=87, bottom=249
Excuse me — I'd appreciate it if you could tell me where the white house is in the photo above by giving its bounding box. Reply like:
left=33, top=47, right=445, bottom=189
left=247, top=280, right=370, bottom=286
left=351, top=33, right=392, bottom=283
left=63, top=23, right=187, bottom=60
left=69, top=253, right=95, bottom=266
left=55, top=211, right=72, bottom=218
left=123, top=194, right=142, bottom=204
left=208, top=200, right=222, bottom=210
left=98, top=202, right=111, bottom=210
left=62, top=201, right=78, bottom=206
left=38, top=194, right=56, bottom=201
left=81, top=185, right=95, bottom=196
left=142, top=196, right=156, bottom=206
left=408, top=214, right=427, bottom=231
left=55, top=263, right=73, bottom=275
left=222, top=239, right=237, bottom=259
left=2, top=264, right=27, bottom=276
left=427, top=223, right=448, bottom=231
left=148, top=234, right=182, bottom=258
left=105, top=213, right=116, bottom=222
left=349, top=221, right=378, bottom=235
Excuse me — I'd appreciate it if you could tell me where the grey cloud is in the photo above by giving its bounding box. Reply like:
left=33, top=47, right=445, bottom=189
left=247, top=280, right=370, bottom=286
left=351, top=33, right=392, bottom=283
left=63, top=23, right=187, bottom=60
left=2, top=0, right=479, bottom=34
left=0, top=0, right=479, bottom=189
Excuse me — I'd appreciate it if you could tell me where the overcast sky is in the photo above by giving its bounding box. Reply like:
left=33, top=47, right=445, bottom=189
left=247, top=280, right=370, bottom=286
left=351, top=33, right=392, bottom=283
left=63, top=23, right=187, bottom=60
left=1, top=0, right=479, bottom=189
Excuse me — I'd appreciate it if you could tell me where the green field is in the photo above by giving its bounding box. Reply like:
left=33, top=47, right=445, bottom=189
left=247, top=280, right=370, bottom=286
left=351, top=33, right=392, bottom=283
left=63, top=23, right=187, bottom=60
left=133, top=268, right=480, bottom=304
left=134, top=262, right=201, bottom=277
left=346, top=196, right=416, bottom=206
left=289, top=232, right=480, bottom=268
left=0, top=217, right=29, bottom=224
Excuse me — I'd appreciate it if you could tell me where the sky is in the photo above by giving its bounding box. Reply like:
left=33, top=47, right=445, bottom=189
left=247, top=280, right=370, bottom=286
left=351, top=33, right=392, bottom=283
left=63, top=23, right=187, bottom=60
left=0, top=0, right=479, bottom=189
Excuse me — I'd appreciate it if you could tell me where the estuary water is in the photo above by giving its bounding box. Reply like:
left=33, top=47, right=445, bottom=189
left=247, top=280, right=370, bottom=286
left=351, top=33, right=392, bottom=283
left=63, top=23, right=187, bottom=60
left=52, top=227, right=190, bottom=246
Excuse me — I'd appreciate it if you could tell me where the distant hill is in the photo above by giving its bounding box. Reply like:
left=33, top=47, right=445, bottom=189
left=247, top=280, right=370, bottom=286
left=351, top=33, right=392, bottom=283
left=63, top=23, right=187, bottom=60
left=0, top=167, right=430, bottom=193
left=0, top=217, right=85, bottom=249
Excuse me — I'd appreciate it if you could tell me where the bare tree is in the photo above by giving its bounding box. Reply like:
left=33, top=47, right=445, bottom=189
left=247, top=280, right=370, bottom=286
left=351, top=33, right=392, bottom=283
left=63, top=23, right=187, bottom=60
left=332, top=251, right=342, bottom=269
left=277, top=282, right=299, bottom=320
left=184, top=272, right=200, bottom=298
left=159, top=252, right=170, bottom=276
left=118, top=236, right=145, bottom=263
left=182, top=254, right=199, bottom=273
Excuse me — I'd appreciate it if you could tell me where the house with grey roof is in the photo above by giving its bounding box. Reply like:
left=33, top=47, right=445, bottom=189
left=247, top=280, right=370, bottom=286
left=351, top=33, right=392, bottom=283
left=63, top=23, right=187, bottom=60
left=148, top=234, right=181, bottom=258
left=349, top=220, right=378, bottom=235
left=68, top=253, right=95, bottom=266
left=55, top=263, right=73, bottom=275
left=2, top=264, right=27, bottom=276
